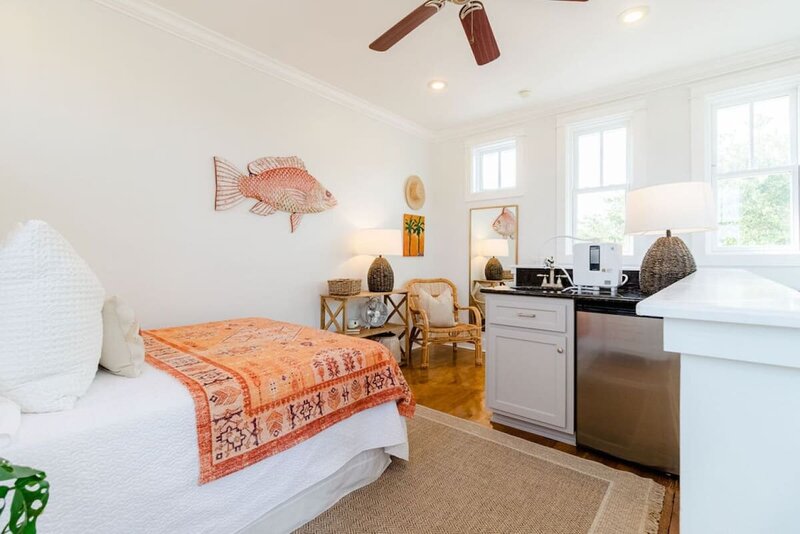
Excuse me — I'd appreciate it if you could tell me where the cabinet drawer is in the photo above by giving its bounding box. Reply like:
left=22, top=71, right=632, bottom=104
left=487, top=298, right=567, bottom=332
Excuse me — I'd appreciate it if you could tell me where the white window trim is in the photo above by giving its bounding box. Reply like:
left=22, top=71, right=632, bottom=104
left=691, top=68, right=800, bottom=266
left=556, top=100, right=647, bottom=267
left=465, top=130, right=526, bottom=202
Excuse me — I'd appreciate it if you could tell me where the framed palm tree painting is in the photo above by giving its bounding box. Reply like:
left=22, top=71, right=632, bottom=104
left=403, top=214, right=425, bottom=257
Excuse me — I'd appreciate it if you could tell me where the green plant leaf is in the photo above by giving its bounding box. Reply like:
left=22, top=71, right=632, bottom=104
left=0, top=459, right=49, bottom=534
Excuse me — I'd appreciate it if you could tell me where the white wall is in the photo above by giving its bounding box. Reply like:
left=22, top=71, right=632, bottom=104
left=0, top=0, right=438, bottom=328
left=435, top=67, right=800, bottom=305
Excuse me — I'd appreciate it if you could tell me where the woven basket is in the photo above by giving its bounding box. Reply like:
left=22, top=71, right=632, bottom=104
left=328, top=278, right=361, bottom=296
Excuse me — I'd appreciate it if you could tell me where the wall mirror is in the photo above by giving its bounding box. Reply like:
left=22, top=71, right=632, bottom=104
left=469, top=205, right=519, bottom=317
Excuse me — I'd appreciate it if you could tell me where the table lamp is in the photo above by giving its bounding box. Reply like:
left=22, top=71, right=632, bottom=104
left=354, top=229, right=402, bottom=292
left=481, top=239, right=509, bottom=281
left=625, top=182, right=716, bottom=294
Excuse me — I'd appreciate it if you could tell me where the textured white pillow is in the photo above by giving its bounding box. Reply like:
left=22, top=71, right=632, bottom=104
left=100, top=296, right=145, bottom=378
left=0, top=220, right=105, bottom=412
left=418, top=288, right=456, bottom=328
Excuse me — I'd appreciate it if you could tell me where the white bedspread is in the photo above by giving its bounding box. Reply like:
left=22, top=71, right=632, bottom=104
left=2, top=364, right=409, bottom=533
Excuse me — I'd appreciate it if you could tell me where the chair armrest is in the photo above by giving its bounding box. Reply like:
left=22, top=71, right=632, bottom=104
left=457, top=306, right=483, bottom=328
left=412, top=309, right=430, bottom=331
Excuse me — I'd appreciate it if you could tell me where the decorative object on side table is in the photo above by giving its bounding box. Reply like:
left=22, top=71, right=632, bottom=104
left=404, top=175, right=426, bottom=210
left=403, top=214, right=425, bottom=257
left=362, top=297, right=389, bottom=327
left=626, top=182, right=716, bottom=294
left=481, top=238, right=509, bottom=281
left=0, top=458, right=50, bottom=533
left=320, top=290, right=411, bottom=365
left=354, top=229, right=402, bottom=292
left=213, top=155, right=337, bottom=233
left=327, top=279, right=361, bottom=296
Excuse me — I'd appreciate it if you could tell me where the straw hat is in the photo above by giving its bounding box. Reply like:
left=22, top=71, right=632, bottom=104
left=405, top=175, right=425, bottom=210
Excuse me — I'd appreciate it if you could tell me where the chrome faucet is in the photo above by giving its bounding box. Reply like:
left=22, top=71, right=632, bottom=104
left=538, top=256, right=563, bottom=289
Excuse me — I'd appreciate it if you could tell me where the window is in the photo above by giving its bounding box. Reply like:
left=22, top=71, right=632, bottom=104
left=566, top=117, right=633, bottom=254
left=709, top=85, right=799, bottom=253
left=471, top=139, right=517, bottom=194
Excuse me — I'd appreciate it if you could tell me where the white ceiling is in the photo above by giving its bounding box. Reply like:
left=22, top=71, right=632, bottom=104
left=150, top=0, right=800, bottom=132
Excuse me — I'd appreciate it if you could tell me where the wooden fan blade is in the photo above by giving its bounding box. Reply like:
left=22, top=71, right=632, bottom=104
left=460, top=1, right=500, bottom=66
left=369, top=0, right=445, bottom=52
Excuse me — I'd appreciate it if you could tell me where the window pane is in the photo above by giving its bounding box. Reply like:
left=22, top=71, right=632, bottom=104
left=753, top=96, right=791, bottom=169
left=578, top=133, right=601, bottom=188
left=500, top=149, right=516, bottom=189
left=602, top=127, right=627, bottom=185
left=716, top=103, right=751, bottom=173
left=717, top=173, right=793, bottom=248
left=575, top=190, right=626, bottom=246
left=481, top=151, right=499, bottom=191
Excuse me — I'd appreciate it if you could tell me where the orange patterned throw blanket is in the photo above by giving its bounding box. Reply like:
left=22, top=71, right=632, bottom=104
left=143, top=318, right=415, bottom=484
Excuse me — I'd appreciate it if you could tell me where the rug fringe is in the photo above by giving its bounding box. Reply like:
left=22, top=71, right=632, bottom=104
left=644, top=482, right=667, bottom=534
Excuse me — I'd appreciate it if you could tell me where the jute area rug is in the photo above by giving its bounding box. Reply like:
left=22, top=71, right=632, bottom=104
left=295, top=406, right=665, bottom=534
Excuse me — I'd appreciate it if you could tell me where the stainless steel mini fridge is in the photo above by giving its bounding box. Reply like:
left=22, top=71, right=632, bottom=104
left=576, top=303, right=680, bottom=475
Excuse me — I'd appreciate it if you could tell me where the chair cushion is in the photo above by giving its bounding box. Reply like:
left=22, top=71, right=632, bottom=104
left=418, top=288, right=456, bottom=328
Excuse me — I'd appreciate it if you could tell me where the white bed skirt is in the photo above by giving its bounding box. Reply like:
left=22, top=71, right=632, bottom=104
left=240, top=448, right=393, bottom=534
left=2, top=365, right=409, bottom=533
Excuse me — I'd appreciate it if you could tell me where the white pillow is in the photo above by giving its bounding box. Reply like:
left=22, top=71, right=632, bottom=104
left=100, top=296, right=145, bottom=378
left=0, top=220, right=105, bottom=412
left=418, top=288, right=456, bottom=328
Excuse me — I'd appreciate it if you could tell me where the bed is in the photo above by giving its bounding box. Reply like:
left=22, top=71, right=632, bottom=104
left=3, top=318, right=413, bottom=533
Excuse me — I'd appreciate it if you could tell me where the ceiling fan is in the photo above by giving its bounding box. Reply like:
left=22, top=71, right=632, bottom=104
left=369, top=0, right=588, bottom=67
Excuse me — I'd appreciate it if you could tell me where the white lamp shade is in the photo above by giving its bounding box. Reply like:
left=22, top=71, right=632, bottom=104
left=353, top=229, right=402, bottom=256
left=625, top=182, right=717, bottom=236
left=480, top=238, right=509, bottom=257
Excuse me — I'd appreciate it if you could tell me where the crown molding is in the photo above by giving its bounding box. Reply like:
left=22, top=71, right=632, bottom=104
left=91, top=0, right=435, bottom=141
left=435, top=39, right=800, bottom=142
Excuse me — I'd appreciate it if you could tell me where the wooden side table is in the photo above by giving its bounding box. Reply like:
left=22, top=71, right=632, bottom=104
left=320, top=290, right=412, bottom=366
left=470, top=279, right=510, bottom=319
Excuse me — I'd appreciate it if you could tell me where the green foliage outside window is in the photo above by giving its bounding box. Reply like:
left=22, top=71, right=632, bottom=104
left=718, top=173, right=792, bottom=248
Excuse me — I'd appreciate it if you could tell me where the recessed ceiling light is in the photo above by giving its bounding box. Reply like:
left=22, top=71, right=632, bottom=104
left=618, top=6, right=649, bottom=25
left=428, top=80, right=447, bottom=91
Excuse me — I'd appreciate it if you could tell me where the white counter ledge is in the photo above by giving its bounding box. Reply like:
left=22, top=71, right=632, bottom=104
left=637, top=268, right=800, bottom=328
left=640, top=268, right=800, bottom=534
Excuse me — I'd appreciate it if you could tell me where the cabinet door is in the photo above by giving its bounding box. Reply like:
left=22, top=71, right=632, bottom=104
left=486, top=326, right=568, bottom=429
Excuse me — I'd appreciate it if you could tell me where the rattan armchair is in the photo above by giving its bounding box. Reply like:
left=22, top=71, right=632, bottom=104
left=405, top=278, right=483, bottom=369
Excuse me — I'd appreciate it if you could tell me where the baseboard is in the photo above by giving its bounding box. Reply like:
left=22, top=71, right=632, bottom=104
left=490, top=413, right=577, bottom=446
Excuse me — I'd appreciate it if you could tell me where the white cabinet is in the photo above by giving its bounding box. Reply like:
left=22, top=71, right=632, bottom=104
left=485, top=294, right=575, bottom=444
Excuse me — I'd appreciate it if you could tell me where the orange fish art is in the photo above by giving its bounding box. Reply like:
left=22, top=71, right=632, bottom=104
left=492, top=207, right=516, bottom=239
left=214, top=156, right=337, bottom=232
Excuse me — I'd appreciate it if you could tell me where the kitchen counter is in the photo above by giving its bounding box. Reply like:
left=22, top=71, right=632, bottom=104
left=634, top=268, right=800, bottom=534
left=481, top=285, right=647, bottom=314
left=637, top=268, right=800, bottom=329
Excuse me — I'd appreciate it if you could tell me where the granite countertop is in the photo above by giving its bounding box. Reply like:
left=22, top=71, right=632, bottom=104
left=480, top=285, right=647, bottom=305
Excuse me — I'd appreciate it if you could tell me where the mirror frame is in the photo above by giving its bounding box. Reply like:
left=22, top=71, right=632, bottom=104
left=468, top=204, right=519, bottom=311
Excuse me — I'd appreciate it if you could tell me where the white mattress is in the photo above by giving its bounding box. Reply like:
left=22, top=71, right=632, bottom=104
left=2, top=364, right=409, bottom=533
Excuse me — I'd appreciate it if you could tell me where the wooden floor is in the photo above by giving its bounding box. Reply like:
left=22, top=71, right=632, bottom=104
left=403, top=345, right=680, bottom=534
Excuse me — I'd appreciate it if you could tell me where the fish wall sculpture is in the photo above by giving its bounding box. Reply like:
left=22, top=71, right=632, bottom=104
left=492, top=207, right=516, bottom=239
left=214, top=156, right=337, bottom=232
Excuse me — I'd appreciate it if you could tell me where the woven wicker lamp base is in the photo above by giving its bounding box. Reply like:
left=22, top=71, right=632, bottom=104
left=640, top=233, right=697, bottom=295
left=485, top=257, right=504, bottom=281
left=368, top=255, right=394, bottom=292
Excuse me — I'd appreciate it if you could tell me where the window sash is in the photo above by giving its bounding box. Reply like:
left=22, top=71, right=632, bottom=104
left=708, top=85, right=800, bottom=253
left=566, top=119, right=633, bottom=255
left=472, top=140, right=517, bottom=193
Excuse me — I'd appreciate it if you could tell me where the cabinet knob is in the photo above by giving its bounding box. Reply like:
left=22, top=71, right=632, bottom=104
left=517, top=313, right=537, bottom=318
left=556, top=347, right=564, bottom=354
